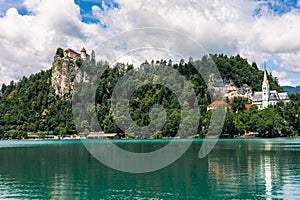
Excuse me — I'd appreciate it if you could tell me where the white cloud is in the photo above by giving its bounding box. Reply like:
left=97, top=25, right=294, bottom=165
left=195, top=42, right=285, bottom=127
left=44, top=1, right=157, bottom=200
left=271, top=70, right=292, bottom=86
left=0, top=0, right=103, bottom=84
left=252, top=10, right=300, bottom=54
left=278, top=51, right=300, bottom=73
left=0, top=0, right=300, bottom=86
left=272, top=70, right=287, bottom=79
left=95, top=0, right=256, bottom=54
left=92, top=0, right=300, bottom=82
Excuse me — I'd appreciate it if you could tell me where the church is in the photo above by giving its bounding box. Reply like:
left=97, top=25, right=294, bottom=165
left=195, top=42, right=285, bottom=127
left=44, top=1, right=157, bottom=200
left=252, top=65, right=289, bottom=109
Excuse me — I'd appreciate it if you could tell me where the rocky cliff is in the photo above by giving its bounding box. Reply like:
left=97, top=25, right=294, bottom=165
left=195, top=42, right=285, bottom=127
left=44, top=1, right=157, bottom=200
left=51, top=54, right=82, bottom=97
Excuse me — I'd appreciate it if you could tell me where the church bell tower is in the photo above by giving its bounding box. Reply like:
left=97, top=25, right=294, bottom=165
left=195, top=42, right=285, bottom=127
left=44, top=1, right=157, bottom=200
left=262, top=62, right=270, bottom=109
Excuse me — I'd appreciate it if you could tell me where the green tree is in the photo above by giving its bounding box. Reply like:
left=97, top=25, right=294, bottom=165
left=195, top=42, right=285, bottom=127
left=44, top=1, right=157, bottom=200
left=91, top=50, right=96, bottom=65
left=231, top=97, right=249, bottom=112
left=254, top=108, right=286, bottom=137
left=222, top=109, right=236, bottom=137
left=56, top=47, right=64, bottom=58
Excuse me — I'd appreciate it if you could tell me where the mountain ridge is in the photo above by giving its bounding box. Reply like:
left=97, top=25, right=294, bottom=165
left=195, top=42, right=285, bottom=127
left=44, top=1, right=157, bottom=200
left=283, top=86, right=300, bottom=94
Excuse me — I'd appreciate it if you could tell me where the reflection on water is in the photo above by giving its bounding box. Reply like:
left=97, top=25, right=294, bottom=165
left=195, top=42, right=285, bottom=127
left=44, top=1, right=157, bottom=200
left=206, top=139, right=300, bottom=199
left=0, top=139, right=300, bottom=199
left=264, top=154, right=272, bottom=200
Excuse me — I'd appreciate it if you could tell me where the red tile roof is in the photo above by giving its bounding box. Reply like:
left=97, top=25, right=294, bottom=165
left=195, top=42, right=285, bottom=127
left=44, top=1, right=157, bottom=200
left=207, top=100, right=230, bottom=107
left=64, top=48, right=79, bottom=55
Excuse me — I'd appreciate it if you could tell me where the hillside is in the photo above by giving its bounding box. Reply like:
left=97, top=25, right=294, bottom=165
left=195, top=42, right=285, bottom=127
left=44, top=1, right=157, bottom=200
left=0, top=70, right=75, bottom=138
left=283, top=86, right=300, bottom=94
left=1, top=51, right=298, bottom=139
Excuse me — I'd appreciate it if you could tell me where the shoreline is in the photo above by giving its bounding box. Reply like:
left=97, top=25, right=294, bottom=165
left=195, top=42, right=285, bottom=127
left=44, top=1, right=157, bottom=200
left=1, top=135, right=300, bottom=141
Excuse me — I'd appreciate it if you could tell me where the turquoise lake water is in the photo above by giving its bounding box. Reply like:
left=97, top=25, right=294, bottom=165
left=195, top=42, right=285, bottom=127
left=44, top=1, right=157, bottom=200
left=0, top=139, right=300, bottom=199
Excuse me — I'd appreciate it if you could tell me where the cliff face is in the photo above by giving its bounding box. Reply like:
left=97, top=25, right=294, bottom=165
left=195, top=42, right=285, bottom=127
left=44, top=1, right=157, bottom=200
left=223, top=82, right=253, bottom=101
left=51, top=55, right=82, bottom=97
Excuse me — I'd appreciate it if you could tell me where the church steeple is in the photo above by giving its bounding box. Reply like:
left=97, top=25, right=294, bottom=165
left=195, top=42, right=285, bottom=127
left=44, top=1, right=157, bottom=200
left=262, top=62, right=270, bottom=109
left=263, top=62, right=269, bottom=85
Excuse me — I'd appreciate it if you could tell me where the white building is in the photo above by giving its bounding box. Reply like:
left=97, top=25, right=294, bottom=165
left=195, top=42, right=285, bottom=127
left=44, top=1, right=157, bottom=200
left=252, top=65, right=289, bottom=109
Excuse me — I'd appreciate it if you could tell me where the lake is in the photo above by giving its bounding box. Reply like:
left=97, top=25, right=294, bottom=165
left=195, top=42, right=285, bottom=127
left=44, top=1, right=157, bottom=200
left=0, top=139, right=300, bottom=199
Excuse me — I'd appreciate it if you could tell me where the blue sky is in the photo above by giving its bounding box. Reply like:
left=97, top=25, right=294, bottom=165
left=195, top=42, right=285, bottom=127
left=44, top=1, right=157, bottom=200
left=74, top=0, right=119, bottom=23
left=255, top=0, right=300, bottom=15
left=0, top=0, right=118, bottom=21
left=0, top=0, right=300, bottom=86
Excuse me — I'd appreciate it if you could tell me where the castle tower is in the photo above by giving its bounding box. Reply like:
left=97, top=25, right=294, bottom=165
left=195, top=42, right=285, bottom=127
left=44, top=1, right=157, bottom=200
left=81, top=47, right=87, bottom=61
left=262, top=62, right=270, bottom=109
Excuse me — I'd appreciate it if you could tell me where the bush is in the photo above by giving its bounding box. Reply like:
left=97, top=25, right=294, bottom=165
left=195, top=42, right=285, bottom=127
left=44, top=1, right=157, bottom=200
left=56, top=48, right=64, bottom=58
left=59, top=127, right=67, bottom=137
left=76, top=58, right=83, bottom=67
left=4, top=130, right=27, bottom=139
left=0, top=127, right=4, bottom=139
left=37, top=131, right=47, bottom=138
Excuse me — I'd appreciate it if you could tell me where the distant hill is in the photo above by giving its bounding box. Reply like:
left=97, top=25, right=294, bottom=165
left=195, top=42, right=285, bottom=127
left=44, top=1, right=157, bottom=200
left=283, top=86, right=300, bottom=94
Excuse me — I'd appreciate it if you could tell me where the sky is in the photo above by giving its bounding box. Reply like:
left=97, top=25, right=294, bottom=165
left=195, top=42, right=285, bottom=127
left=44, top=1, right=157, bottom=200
left=0, top=0, right=300, bottom=86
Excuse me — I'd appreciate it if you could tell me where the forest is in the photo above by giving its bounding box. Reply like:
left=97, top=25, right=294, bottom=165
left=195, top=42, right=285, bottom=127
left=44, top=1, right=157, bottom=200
left=0, top=52, right=299, bottom=139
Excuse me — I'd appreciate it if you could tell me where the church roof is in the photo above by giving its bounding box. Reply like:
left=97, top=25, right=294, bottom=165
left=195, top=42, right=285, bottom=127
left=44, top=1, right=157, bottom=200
left=252, top=90, right=289, bottom=102
left=269, top=91, right=279, bottom=101
left=81, top=47, right=86, bottom=52
left=278, top=92, right=289, bottom=100
left=252, top=92, right=262, bottom=102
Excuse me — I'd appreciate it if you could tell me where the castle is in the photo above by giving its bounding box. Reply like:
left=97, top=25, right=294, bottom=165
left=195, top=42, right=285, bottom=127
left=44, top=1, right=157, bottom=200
left=51, top=47, right=90, bottom=97
left=64, top=47, right=90, bottom=62
left=252, top=65, right=289, bottom=109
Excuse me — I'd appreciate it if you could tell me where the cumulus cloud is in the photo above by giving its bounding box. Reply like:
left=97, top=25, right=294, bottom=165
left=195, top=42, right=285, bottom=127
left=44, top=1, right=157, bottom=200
left=278, top=51, right=300, bottom=72
left=0, top=0, right=102, bottom=84
left=93, top=0, right=256, bottom=55
left=0, top=0, right=300, bottom=85
left=252, top=10, right=300, bottom=53
left=95, top=0, right=300, bottom=85
left=271, top=70, right=292, bottom=86
left=93, top=0, right=300, bottom=71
